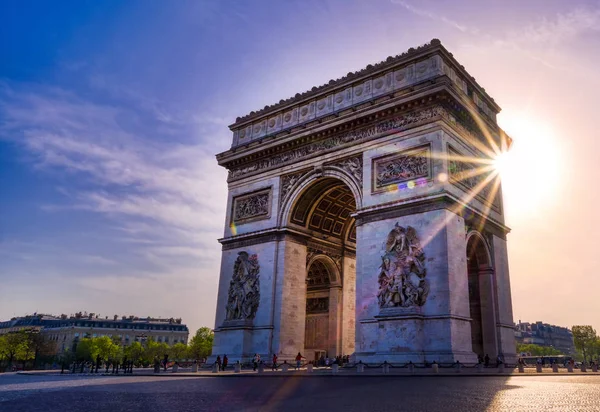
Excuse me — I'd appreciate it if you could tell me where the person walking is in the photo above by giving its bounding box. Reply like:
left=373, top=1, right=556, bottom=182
left=222, top=355, right=228, bottom=371
left=216, top=355, right=222, bottom=371
left=484, top=354, right=490, bottom=367
left=252, top=354, right=259, bottom=371
left=272, top=354, right=278, bottom=371
left=295, top=352, right=304, bottom=370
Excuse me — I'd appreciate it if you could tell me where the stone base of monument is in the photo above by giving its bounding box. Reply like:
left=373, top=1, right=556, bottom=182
left=357, top=308, right=478, bottom=365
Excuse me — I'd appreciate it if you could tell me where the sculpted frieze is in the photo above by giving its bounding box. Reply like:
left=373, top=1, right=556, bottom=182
left=330, top=155, right=363, bottom=186
left=280, top=170, right=309, bottom=206
left=377, top=224, right=429, bottom=309
left=228, top=106, right=446, bottom=180
left=373, top=146, right=430, bottom=191
left=232, top=189, right=271, bottom=223
left=225, top=251, right=260, bottom=321
left=306, top=297, right=329, bottom=314
left=448, top=147, right=500, bottom=209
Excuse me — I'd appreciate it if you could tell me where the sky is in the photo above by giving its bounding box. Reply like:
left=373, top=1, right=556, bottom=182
left=1, top=0, right=600, bottom=335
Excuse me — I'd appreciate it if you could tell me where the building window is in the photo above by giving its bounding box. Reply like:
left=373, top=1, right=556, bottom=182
left=92, top=333, right=97, bottom=338
left=74, top=333, right=79, bottom=338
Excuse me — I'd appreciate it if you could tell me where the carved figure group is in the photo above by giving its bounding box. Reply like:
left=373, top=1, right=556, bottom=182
left=377, top=224, right=429, bottom=308
left=225, top=252, right=261, bottom=321
left=233, top=193, right=269, bottom=221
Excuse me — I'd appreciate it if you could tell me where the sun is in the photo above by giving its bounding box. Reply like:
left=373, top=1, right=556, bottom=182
left=494, top=112, right=562, bottom=219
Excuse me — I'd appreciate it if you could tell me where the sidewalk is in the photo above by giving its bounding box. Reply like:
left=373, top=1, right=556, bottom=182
left=17, top=366, right=600, bottom=378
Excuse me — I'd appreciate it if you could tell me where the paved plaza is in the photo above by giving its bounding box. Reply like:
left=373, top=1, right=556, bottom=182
left=1, top=372, right=599, bottom=411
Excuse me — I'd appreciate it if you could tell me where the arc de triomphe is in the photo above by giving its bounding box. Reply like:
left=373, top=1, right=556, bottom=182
left=210, top=39, right=516, bottom=365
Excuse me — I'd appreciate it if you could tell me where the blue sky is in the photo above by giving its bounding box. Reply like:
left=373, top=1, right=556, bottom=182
left=2, top=0, right=600, bottom=334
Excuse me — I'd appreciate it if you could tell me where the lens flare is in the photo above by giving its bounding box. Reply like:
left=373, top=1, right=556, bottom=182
left=230, top=222, right=237, bottom=236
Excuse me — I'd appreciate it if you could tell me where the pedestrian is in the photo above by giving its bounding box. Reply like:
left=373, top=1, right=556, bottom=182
left=496, top=355, right=503, bottom=367
left=252, top=354, right=259, bottom=371
left=484, top=354, right=490, bottom=367
left=325, top=357, right=330, bottom=368
left=478, top=354, right=483, bottom=364
left=222, top=355, right=228, bottom=371
left=272, top=354, right=278, bottom=371
left=295, top=352, right=304, bottom=370
left=163, top=354, right=169, bottom=372
left=216, top=355, right=222, bottom=371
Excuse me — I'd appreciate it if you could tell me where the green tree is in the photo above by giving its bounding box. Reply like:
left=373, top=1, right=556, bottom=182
left=170, top=343, right=188, bottom=360
left=516, top=343, right=562, bottom=356
left=75, top=338, right=94, bottom=361
left=572, top=325, right=597, bottom=364
left=124, top=341, right=144, bottom=365
left=188, top=327, right=213, bottom=360
left=1, top=331, right=28, bottom=368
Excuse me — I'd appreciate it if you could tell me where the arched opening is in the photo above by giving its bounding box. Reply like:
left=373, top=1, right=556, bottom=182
left=288, top=177, right=357, bottom=362
left=466, top=232, right=496, bottom=360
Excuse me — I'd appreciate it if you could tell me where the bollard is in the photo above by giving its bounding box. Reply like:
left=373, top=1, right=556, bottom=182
left=258, top=362, right=265, bottom=374
left=332, top=364, right=339, bottom=374
left=172, top=363, right=178, bottom=373
left=536, top=364, right=542, bottom=373
left=592, top=364, right=598, bottom=373
left=281, top=362, right=290, bottom=372
left=552, top=364, right=558, bottom=373
left=477, top=363, right=484, bottom=373
left=234, top=362, right=241, bottom=373
left=498, top=364, right=505, bottom=373
left=306, top=363, right=314, bottom=373
left=431, top=363, right=439, bottom=374
left=382, top=362, right=390, bottom=374
left=357, top=363, right=365, bottom=373
left=212, top=363, right=219, bottom=373
left=518, top=364, right=524, bottom=373
left=580, top=364, right=587, bottom=373
left=456, top=362, right=462, bottom=374
left=408, top=362, right=415, bottom=374
left=567, top=364, right=574, bottom=373
left=191, top=363, right=198, bottom=373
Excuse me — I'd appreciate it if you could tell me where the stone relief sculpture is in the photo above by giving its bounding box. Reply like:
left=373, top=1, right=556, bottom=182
left=331, top=155, right=363, bottom=184
left=229, top=106, right=447, bottom=179
left=280, top=170, right=308, bottom=204
left=377, top=224, right=429, bottom=309
left=233, top=191, right=270, bottom=222
left=374, top=148, right=429, bottom=190
left=448, top=148, right=499, bottom=209
left=225, top=252, right=261, bottom=321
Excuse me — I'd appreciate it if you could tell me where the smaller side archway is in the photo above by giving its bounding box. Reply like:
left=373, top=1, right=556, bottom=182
left=466, top=231, right=498, bottom=361
left=304, top=255, right=344, bottom=362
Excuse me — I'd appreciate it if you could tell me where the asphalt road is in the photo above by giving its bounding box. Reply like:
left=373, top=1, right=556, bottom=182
left=1, top=373, right=599, bottom=411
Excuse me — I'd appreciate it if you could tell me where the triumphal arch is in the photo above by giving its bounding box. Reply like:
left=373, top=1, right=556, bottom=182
left=211, top=39, right=517, bottom=364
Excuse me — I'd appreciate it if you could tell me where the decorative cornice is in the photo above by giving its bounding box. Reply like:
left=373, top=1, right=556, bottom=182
left=231, top=39, right=500, bottom=130
left=228, top=104, right=446, bottom=181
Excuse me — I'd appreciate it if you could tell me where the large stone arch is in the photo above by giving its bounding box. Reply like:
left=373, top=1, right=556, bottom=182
left=278, top=166, right=363, bottom=228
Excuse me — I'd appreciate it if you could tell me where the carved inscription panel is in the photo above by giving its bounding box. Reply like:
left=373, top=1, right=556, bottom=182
left=372, top=146, right=430, bottom=192
left=232, top=188, right=271, bottom=223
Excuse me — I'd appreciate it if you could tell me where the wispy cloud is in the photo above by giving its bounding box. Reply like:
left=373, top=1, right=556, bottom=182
left=391, top=0, right=475, bottom=34
left=0, top=81, right=229, bottom=288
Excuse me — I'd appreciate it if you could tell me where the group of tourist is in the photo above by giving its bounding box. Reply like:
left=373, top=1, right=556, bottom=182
left=477, top=354, right=504, bottom=367
left=215, top=355, right=229, bottom=371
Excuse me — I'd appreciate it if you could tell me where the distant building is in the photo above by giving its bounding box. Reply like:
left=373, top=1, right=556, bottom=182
left=0, top=312, right=189, bottom=354
left=515, top=320, right=575, bottom=354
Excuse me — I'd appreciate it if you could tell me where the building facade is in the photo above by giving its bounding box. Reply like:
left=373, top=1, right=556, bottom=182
left=211, top=39, right=517, bottom=364
left=0, top=313, right=189, bottom=354
left=515, top=321, right=575, bottom=355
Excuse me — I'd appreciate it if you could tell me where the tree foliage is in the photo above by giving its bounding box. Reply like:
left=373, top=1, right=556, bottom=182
left=188, top=327, right=213, bottom=360
left=516, top=343, right=563, bottom=356
left=572, top=325, right=597, bottom=363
